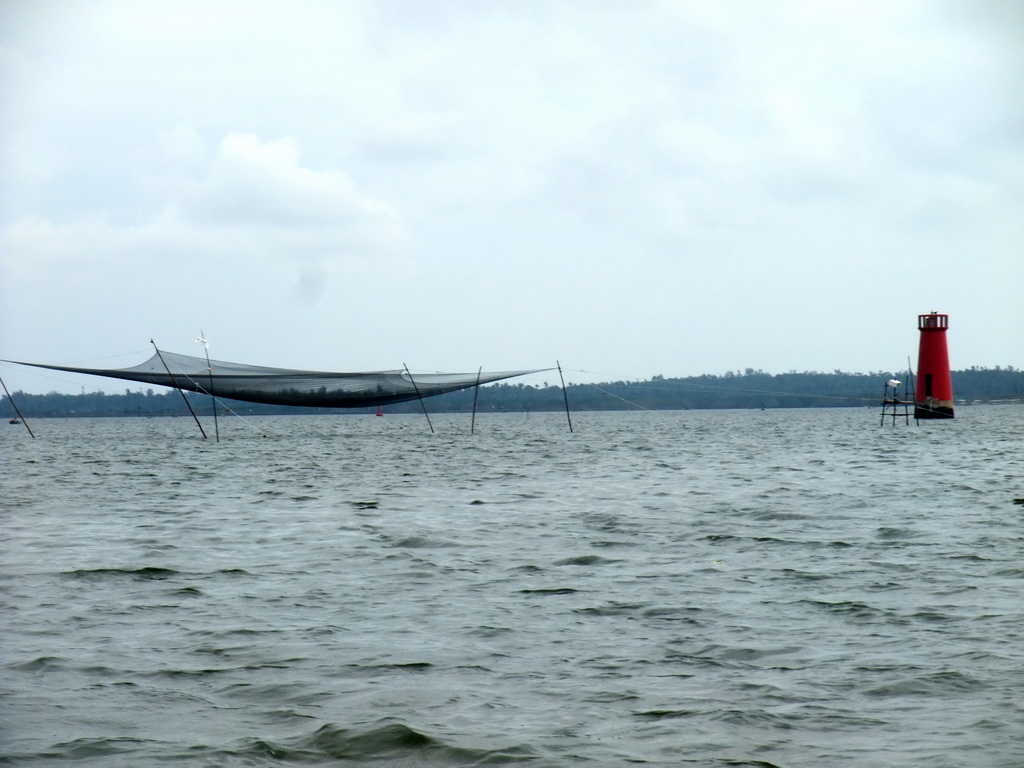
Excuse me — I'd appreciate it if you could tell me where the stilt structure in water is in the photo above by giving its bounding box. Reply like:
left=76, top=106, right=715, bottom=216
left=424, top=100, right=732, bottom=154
left=914, top=311, right=954, bottom=419
left=880, top=378, right=911, bottom=426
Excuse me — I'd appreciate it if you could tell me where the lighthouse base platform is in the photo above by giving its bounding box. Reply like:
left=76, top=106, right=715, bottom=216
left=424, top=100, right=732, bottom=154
left=914, top=404, right=954, bottom=419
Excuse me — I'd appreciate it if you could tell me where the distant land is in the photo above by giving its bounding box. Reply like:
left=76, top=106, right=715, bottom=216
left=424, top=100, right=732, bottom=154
left=3, top=367, right=1021, bottom=419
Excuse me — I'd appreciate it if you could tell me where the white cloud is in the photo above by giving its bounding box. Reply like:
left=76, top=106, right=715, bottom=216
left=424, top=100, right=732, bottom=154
left=178, top=133, right=404, bottom=245
left=2, top=132, right=408, bottom=271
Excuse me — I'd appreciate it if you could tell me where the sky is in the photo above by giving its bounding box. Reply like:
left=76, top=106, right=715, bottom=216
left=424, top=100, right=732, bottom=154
left=1, top=0, right=1021, bottom=395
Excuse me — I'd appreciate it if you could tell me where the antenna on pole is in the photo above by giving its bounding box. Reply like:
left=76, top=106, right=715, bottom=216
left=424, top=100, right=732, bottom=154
left=197, top=331, right=219, bottom=442
left=1, top=376, right=35, bottom=438
left=404, top=363, right=434, bottom=433
left=152, top=340, right=207, bottom=439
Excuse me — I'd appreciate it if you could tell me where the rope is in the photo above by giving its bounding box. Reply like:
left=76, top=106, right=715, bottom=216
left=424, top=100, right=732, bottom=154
left=65, top=349, right=150, bottom=364
left=561, top=367, right=900, bottom=405
left=586, top=384, right=652, bottom=410
left=168, top=370, right=267, bottom=437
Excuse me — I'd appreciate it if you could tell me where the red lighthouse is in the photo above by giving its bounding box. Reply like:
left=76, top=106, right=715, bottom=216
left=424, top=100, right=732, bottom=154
left=915, top=312, right=954, bottom=419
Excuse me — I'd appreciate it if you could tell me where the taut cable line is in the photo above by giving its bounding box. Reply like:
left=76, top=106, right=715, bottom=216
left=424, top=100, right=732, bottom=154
left=561, top=367, right=900, bottom=406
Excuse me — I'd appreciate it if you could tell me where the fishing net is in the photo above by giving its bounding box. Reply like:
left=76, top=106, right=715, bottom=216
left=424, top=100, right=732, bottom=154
left=9, top=350, right=543, bottom=408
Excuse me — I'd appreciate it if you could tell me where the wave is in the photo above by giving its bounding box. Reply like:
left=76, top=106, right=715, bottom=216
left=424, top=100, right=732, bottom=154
left=60, top=567, right=253, bottom=580
left=63, top=566, right=181, bottom=580
left=228, top=721, right=537, bottom=765
left=8, top=722, right=537, bottom=766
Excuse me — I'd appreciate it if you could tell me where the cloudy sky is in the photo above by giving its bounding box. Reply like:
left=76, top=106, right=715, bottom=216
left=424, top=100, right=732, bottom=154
left=1, top=0, right=1021, bottom=394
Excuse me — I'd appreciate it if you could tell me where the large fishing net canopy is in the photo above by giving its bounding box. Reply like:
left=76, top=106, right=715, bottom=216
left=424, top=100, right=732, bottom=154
left=10, top=350, right=545, bottom=408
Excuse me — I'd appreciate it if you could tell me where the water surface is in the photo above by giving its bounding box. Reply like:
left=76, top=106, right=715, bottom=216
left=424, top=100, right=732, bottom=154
left=2, top=407, right=1023, bottom=766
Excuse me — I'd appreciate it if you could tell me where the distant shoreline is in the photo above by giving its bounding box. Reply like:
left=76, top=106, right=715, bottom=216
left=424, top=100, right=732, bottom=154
left=4, top=368, right=1021, bottom=418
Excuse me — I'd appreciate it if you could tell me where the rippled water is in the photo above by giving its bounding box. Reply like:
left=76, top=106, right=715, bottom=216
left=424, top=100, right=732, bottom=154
left=2, top=406, right=1023, bottom=767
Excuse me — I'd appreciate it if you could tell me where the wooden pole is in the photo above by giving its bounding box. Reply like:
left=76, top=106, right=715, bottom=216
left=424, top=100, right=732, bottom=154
left=403, top=363, right=434, bottom=433
left=0, top=376, right=35, bottom=438
left=470, top=366, right=482, bottom=434
left=152, top=340, right=207, bottom=439
left=557, top=360, right=573, bottom=433
left=908, top=356, right=919, bottom=426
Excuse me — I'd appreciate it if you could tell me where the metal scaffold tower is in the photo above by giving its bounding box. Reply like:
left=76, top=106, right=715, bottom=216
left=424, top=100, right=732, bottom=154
left=880, top=377, right=913, bottom=426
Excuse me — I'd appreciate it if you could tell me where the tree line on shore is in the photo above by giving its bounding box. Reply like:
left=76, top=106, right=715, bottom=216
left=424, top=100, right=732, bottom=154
left=3, top=366, right=1021, bottom=419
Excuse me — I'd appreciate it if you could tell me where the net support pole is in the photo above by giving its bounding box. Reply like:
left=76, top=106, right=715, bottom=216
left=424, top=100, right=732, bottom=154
left=403, top=363, right=434, bottom=434
left=152, top=340, right=207, bottom=439
left=908, top=356, right=919, bottom=426
left=1, top=376, right=35, bottom=438
left=557, top=360, right=573, bottom=433
left=470, top=366, right=482, bottom=434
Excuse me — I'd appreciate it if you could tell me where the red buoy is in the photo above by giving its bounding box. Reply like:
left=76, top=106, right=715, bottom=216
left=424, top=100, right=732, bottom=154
left=915, top=312, right=954, bottom=419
